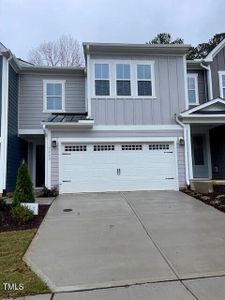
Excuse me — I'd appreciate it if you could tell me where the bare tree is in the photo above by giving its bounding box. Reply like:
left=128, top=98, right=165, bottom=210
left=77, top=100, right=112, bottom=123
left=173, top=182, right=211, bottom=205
left=28, top=35, right=84, bottom=67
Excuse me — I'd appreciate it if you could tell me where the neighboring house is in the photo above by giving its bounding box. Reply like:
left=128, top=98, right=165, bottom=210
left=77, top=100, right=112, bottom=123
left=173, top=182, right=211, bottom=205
left=1, top=39, right=225, bottom=194
left=182, top=38, right=225, bottom=184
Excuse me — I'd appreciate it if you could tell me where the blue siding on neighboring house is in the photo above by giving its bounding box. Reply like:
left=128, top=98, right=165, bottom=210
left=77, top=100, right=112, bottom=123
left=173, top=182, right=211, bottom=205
left=6, top=65, right=27, bottom=192
left=0, top=56, right=2, bottom=134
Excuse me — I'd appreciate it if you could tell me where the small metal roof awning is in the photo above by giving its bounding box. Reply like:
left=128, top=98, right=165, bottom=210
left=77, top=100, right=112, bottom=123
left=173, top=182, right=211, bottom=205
left=42, top=112, right=94, bottom=129
left=179, top=98, right=225, bottom=124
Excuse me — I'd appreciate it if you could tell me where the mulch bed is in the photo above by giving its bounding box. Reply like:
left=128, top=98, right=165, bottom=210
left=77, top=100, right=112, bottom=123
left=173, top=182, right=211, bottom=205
left=0, top=204, right=50, bottom=233
left=182, top=186, right=225, bottom=214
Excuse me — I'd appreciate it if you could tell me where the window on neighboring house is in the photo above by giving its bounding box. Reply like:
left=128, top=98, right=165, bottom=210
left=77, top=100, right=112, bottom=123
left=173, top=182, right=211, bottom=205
left=219, top=72, right=225, bottom=98
left=116, top=64, right=131, bottom=96
left=44, top=80, right=65, bottom=111
left=137, top=64, right=152, bottom=96
left=95, top=64, right=110, bottom=96
left=187, top=74, right=199, bottom=105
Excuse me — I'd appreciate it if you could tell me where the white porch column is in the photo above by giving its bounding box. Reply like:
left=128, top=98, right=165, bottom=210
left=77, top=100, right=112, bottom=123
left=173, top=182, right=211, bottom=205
left=185, top=124, right=193, bottom=180
left=44, top=127, right=51, bottom=189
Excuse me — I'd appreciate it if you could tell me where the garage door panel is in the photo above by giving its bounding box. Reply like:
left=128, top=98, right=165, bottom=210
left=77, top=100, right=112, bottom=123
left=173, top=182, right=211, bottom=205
left=61, top=142, right=178, bottom=193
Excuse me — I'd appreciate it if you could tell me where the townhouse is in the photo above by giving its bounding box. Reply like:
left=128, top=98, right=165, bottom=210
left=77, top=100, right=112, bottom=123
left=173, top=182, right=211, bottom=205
left=1, top=39, right=225, bottom=194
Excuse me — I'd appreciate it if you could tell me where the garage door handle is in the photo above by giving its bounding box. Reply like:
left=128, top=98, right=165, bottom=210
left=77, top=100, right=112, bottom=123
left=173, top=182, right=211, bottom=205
left=62, top=180, right=72, bottom=182
left=165, top=177, right=174, bottom=180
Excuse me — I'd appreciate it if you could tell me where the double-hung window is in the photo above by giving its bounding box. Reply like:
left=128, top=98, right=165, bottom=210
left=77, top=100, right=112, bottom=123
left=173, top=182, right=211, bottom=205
left=116, top=64, right=131, bottom=96
left=187, top=74, right=199, bottom=105
left=95, top=64, right=110, bottom=96
left=137, top=64, right=152, bottom=96
left=219, top=71, right=225, bottom=99
left=44, top=80, right=65, bottom=112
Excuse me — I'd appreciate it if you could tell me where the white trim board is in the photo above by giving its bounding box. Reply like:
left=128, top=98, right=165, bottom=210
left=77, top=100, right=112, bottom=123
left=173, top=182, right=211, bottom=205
left=205, top=38, right=225, bottom=62
left=19, top=129, right=44, bottom=135
left=92, top=125, right=183, bottom=131
left=58, top=137, right=178, bottom=143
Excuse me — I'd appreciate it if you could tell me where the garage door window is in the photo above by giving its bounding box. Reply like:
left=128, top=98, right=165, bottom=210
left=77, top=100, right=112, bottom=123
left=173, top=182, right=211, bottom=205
left=149, top=144, right=170, bottom=150
left=121, top=144, right=142, bottom=151
left=64, top=145, right=87, bottom=152
left=93, top=145, right=115, bottom=151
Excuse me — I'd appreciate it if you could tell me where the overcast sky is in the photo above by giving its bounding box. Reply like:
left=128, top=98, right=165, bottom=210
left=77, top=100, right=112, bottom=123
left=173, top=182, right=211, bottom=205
left=0, top=0, right=224, bottom=59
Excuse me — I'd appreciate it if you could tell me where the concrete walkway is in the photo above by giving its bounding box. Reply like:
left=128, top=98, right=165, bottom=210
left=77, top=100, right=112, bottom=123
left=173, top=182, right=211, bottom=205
left=24, top=191, right=225, bottom=299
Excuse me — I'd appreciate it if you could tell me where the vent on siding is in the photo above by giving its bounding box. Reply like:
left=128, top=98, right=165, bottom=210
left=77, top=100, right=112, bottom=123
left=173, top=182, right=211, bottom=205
left=64, top=145, right=87, bottom=152
left=121, top=144, right=142, bottom=151
left=93, top=145, right=115, bottom=151
left=149, top=144, right=170, bottom=150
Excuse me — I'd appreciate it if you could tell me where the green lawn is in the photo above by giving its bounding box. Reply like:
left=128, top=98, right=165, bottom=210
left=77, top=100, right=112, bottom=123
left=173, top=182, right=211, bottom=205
left=0, top=229, right=50, bottom=298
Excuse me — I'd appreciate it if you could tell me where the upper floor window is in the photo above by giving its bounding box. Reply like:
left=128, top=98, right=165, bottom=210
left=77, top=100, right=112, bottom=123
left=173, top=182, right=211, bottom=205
left=95, top=64, right=110, bottom=96
left=116, top=64, right=131, bottom=96
left=187, top=74, right=199, bottom=105
left=219, top=71, right=225, bottom=98
left=43, top=80, right=65, bottom=112
left=137, top=64, right=152, bottom=96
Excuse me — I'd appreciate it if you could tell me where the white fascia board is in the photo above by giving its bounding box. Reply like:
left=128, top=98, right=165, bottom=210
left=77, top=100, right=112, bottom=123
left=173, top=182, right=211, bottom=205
left=19, top=129, right=44, bottom=135
left=92, top=125, right=182, bottom=131
left=42, top=120, right=94, bottom=129
left=180, top=98, right=225, bottom=116
left=205, top=39, right=225, bottom=62
left=58, top=137, right=178, bottom=144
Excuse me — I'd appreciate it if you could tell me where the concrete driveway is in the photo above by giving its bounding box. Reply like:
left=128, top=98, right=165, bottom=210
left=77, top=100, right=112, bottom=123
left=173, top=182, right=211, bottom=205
left=24, top=191, right=225, bottom=299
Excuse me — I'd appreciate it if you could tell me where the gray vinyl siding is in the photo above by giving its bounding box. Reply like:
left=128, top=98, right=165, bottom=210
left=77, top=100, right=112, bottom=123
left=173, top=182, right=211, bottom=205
left=19, top=73, right=86, bottom=130
left=91, top=55, right=186, bottom=125
left=210, top=47, right=225, bottom=98
left=7, top=65, right=28, bottom=192
left=50, top=129, right=186, bottom=188
left=0, top=56, right=2, bottom=134
left=187, top=69, right=207, bottom=106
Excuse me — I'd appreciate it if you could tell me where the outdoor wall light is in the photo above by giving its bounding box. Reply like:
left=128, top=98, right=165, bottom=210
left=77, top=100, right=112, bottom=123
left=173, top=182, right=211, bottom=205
left=179, top=138, right=185, bottom=146
left=52, top=140, right=57, bottom=148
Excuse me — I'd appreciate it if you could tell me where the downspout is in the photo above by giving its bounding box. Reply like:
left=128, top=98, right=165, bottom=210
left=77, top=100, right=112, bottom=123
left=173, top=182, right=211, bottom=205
left=200, top=62, right=213, bottom=100
left=175, top=114, right=190, bottom=186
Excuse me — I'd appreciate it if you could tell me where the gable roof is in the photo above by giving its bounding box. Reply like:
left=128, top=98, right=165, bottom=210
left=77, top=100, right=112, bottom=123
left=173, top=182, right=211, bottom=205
left=180, top=98, right=225, bottom=117
left=205, top=38, right=225, bottom=62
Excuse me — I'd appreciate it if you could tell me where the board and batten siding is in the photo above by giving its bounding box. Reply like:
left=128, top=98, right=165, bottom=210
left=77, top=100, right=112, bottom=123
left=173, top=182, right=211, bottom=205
left=0, top=56, right=2, bottom=134
left=19, top=73, right=86, bottom=130
left=210, top=47, right=225, bottom=98
left=90, top=55, right=186, bottom=125
left=50, top=129, right=186, bottom=189
left=7, top=65, right=28, bottom=192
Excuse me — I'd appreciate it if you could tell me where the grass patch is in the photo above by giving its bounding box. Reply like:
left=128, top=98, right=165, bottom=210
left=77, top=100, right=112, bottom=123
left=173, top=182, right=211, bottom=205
left=0, top=229, right=50, bottom=298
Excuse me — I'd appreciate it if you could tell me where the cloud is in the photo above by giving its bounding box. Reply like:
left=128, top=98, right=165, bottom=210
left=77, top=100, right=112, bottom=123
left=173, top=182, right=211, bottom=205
left=0, top=0, right=224, bottom=59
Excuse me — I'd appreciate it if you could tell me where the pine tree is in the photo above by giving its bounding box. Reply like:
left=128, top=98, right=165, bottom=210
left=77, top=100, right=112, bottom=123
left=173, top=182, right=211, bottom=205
left=13, top=160, right=35, bottom=206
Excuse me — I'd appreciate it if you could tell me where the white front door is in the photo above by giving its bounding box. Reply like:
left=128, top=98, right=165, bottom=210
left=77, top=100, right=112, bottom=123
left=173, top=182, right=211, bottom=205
left=60, top=142, right=178, bottom=193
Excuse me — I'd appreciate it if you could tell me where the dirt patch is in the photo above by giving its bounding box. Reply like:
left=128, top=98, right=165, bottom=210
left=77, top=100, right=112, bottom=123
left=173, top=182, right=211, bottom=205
left=182, top=187, right=225, bottom=214
left=0, top=204, right=50, bottom=233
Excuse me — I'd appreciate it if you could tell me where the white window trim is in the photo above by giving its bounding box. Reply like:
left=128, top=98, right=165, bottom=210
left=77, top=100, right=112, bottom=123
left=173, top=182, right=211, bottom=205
left=91, top=59, right=156, bottom=99
left=43, top=80, right=65, bottom=113
left=187, top=73, right=199, bottom=105
left=115, top=62, right=132, bottom=97
left=135, top=61, right=155, bottom=98
left=93, top=61, right=111, bottom=98
left=218, top=71, right=225, bottom=99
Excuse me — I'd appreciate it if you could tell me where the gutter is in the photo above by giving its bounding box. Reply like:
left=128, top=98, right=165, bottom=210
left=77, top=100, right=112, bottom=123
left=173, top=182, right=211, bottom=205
left=200, top=62, right=213, bottom=100
left=175, top=114, right=190, bottom=186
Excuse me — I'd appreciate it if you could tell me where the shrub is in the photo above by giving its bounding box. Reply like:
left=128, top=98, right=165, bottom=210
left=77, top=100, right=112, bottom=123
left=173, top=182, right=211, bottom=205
left=39, top=186, right=58, bottom=198
left=13, top=160, right=35, bottom=206
left=11, top=205, right=34, bottom=225
left=0, top=198, right=7, bottom=211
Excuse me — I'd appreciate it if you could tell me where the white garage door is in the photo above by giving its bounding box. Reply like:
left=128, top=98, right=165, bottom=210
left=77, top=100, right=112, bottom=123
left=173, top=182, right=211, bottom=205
left=60, top=142, right=178, bottom=193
